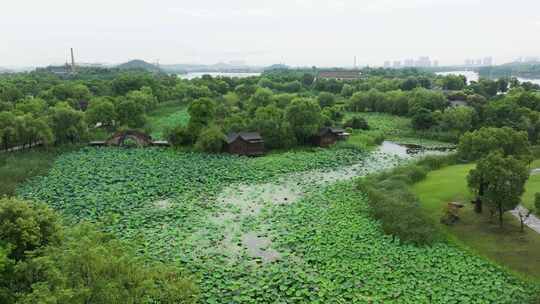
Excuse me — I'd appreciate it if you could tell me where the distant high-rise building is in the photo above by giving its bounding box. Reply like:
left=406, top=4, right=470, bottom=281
left=384, top=61, right=391, bottom=68
left=475, top=59, right=482, bottom=66
left=415, top=56, right=431, bottom=67
left=392, top=61, right=401, bottom=68
left=433, top=60, right=439, bottom=67
left=483, top=57, right=493, bottom=66
left=404, top=59, right=415, bottom=67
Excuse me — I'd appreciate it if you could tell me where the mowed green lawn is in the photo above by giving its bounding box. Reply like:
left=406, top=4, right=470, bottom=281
left=413, top=163, right=540, bottom=280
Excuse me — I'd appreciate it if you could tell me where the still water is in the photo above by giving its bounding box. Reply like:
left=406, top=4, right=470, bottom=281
left=177, top=72, right=261, bottom=79
left=436, top=71, right=540, bottom=86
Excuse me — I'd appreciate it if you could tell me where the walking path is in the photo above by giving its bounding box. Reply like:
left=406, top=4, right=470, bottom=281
left=510, top=205, right=540, bottom=233
left=509, top=168, right=540, bottom=234
left=1, top=141, right=42, bottom=153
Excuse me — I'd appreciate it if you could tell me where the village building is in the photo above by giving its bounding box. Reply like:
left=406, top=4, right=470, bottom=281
left=317, top=70, right=361, bottom=81
left=313, top=127, right=349, bottom=147
left=225, top=132, right=265, bottom=156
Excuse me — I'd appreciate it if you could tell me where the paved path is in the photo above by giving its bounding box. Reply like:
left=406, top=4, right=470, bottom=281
left=509, top=168, right=540, bottom=233
left=510, top=205, right=540, bottom=233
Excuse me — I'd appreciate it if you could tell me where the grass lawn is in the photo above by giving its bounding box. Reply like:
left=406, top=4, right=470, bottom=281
left=344, top=112, right=454, bottom=149
left=413, top=163, right=540, bottom=280
left=146, top=101, right=189, bottom=139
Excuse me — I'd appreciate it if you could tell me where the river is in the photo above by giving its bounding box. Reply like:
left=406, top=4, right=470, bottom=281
left=436, top=70, right=540, bottom=86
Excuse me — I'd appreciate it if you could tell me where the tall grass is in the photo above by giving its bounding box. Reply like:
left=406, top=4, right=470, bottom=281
left=0, top=145, right=81, bottom=196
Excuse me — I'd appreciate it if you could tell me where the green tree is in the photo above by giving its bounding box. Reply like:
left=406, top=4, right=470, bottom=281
left=285, top=98, right=322, bottom=144
left=344, top=116, right=369, bottom=130
left=439, top=106, right=474, bottom=134
left=400, top=77, right=419, bottom=91
left=248, top=87, right=273, bottom=112
left=441, top=75, right=466, bottom=90
left=116, top=99, right=146, bottom=128
left=194, top=126, right=225, bottom=153
left=411, top=107, right=435, bottom=130
left=15, top=224, right=199, bottom=304
left=188, top=97, right=215, bottom=126
left=250, top=105, right=296, bottom=149
left=340, top=84, right=354, bottom=97
left=458, top=127, right=531, bottom=161
left=0, top=198, right=61, bottom=262
left=125, top=86, right=158, bottom=111
left=14, top=98, right=47, bottom=116
left=49, top=103, right=87, bottom=143
left=15, top=115, right=54, bottom=147
left=317, top=92, right=336, bottom=108
left=468, top=153, right=529, bottom=227
left=0, top=111, right=18, bottom=150
left=85, top=98, right=116, bottom=128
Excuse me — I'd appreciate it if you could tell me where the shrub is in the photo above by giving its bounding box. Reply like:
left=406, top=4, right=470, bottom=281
left=417, top=155, right=455, bottom=171
left=166, top=125, right=195, bottom=147
left=535, top=193, right=540, bottom=214
left=194, top=126, right=226, bottom=153
left=344, top=116, right=369, bottom=130
left=357, top=169, right=441, bottom=246
left=360, top=183, right=439, bottom=246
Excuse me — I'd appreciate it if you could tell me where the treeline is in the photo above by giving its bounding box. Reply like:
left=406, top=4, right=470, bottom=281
left=2, top=67, right=539, bottom=153
left=345, top=80, right=540, bottom=144
left=478, top=63, right=540, bottom=80
left=0, top=71, right=253, bottom=150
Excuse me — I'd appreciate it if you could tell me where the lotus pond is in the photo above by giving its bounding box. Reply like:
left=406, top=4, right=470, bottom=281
left=18, top=147, right=538, bottom=303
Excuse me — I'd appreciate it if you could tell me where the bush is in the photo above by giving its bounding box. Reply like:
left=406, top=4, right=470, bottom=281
left=166, top=125, right=195, bottom=147
left=417, top=155, right=456, bottom=171
left=360, top=183, right=440, bottom=246
left=344, top=116, right=369, bottom=130
left=357, top=167, right=441, bottom=246
left=194, top=126, right=226, bottom=153
left=535, top=193, right=540, bottom=214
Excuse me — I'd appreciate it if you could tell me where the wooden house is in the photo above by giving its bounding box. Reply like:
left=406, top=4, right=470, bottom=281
left=225, top=132, right=265, bottom=156
left=314, top=127, right=348, bottom=147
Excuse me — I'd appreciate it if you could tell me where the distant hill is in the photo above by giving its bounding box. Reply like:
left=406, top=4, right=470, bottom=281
left=117, top=59, right=160, bottom=72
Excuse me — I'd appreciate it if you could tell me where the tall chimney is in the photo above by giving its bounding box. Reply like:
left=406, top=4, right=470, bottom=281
left=70, top=48, right=76, bottom=73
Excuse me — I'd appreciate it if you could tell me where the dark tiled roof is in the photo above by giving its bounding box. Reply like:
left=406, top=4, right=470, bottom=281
left=319, top=127, right=345, bottom=136
left=226, top=132, right=263, bottom=144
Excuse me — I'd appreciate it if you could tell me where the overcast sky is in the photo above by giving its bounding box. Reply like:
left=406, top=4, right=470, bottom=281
left=1, top=0, right=539, bottom=68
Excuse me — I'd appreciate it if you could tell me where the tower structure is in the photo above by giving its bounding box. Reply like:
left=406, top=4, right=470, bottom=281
left=70, top=48, right=76, bottom=73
